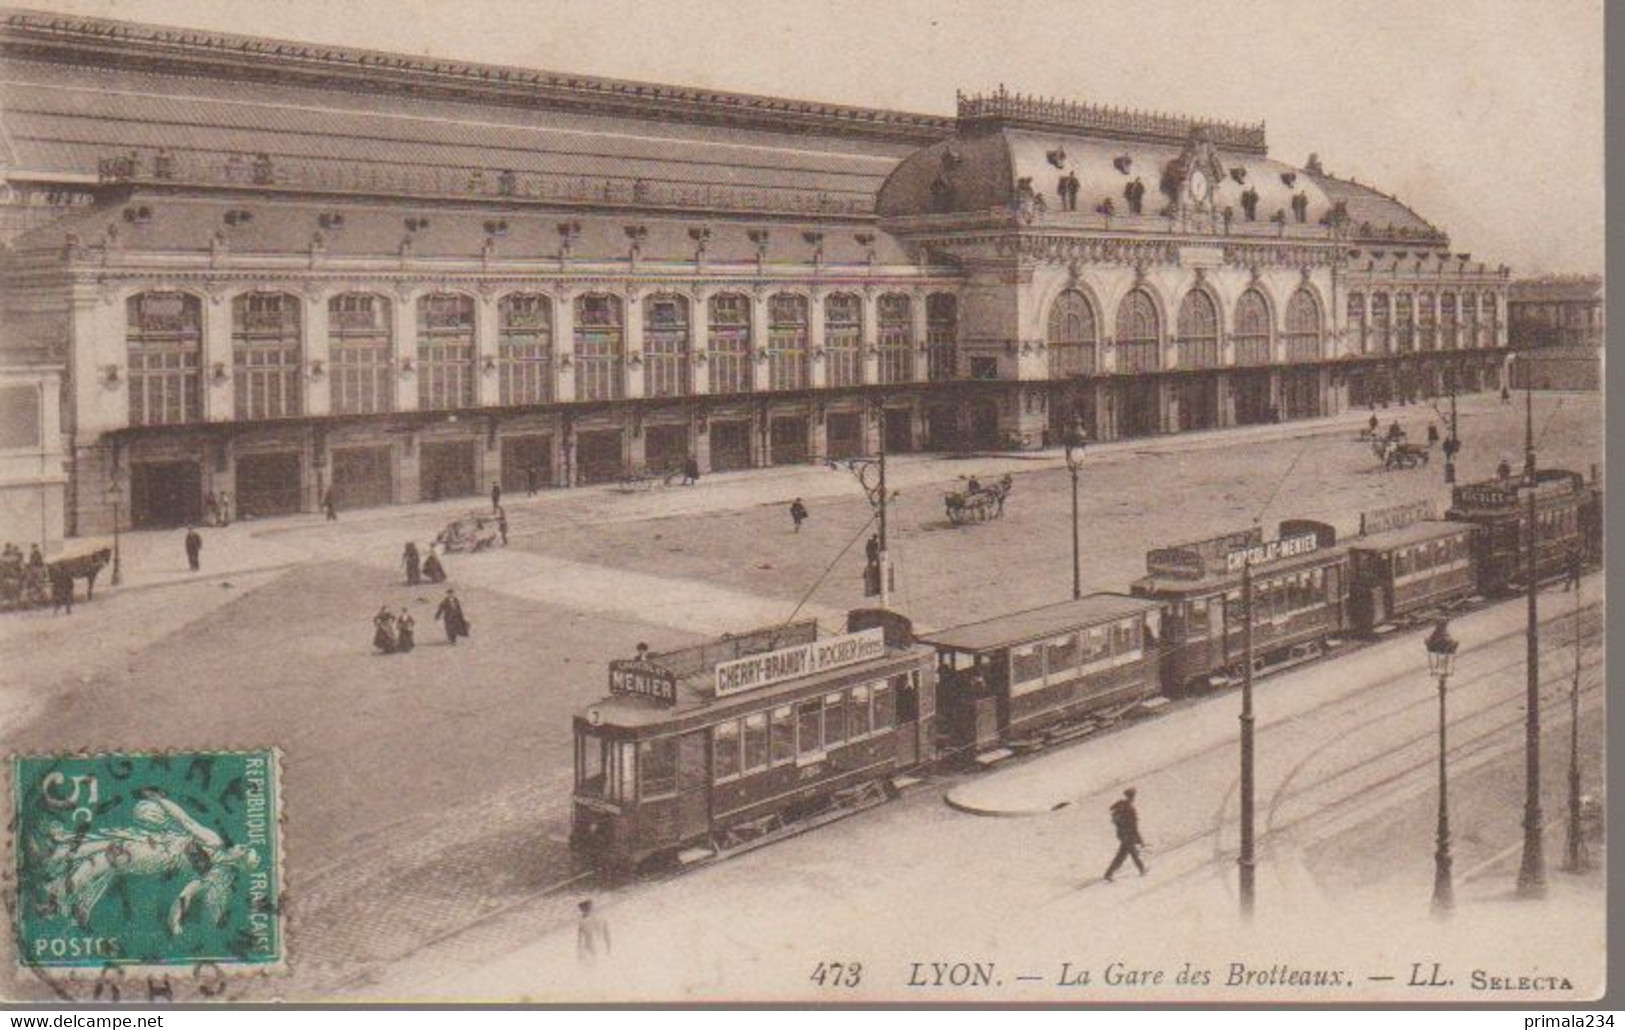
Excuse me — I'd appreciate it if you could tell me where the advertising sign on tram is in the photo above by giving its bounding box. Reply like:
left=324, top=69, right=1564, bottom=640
left=1360, top=500, right=1437, bottom=535
left=1225, top=533, right=1320, bottom=572
left=608, top=660, right=678, bottom=704
left=714, top=627, right=887, bottom=698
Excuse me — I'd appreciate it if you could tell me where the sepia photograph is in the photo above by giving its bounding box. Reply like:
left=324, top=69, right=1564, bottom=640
left=0, top=0, right=1607, bottom=1008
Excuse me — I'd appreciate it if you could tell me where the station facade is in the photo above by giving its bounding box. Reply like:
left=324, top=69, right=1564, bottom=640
left=0, top=10, right=1511, bottom=536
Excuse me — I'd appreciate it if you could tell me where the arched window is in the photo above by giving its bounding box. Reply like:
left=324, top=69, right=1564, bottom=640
left=417, top=293, right=477, bottom=410
left=1370, top=292, right=1391, bottom=354
left=1346, top=292, right=1366, bottom=355
left=127, top=291, right=203, bottom=426
left=328, top=293, right=393, bottom=415
left=498, top=293, right=552, bottom=406
left=824, top=293, right=862, bottom=388
left=232, top=292, right=302, bottom=420
left=643, top=294, right=690, bottom=398
left=767, top=293, right=809, bottom=391
left=1114, top=288, right=1160, bottom=373
left=1233, top=289, right=1272, bottom=365
left=1395, top=293, right=1414, bottom=352
left=1440, top=293, right=1458, bottom=350
left=927, top=293, right=958, bottom=381
left=575, top=293, right=626, bottom=401
left=1284, top=289, right=1323, bottom=362
left=1417, top=291, right=1436, bottom=351
left=1460, top=291, right=1477, bottom=349
left=877, top=294, right=914, bottom=384
left=1047, top=290, right=1097, bottom=377
left=1176, top=289, right=1220, bottom=369
left=708, top=293, right=752, bottom=394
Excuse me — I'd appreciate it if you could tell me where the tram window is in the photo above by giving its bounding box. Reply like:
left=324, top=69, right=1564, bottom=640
left=1396, top=549, right=1411, bottom=576
left=1224, top=590, right=1243, bottom=628
left=743, top=713, right=769, bottom=773
left=1046, top=634, right=1080, bottom=676
left=713, top=720, right=742, bottom=781
left=873, top=682, right=896, bottom=730
left=1011, top=643, right=1044, bottom=687
left=577, top=733, right=603, bottom=791
left=770, top=705, right=796, bottom=765
left=1111, top=618, right=1137, bottom=654
left=849, top=684, right=872, bottom=737
left=824, top=692, right=847, bottom=747
left=1084, top=626, right=1110, bottom=662
left=639, top=737, right=679, bottom=799
left=797, top=700, right=823, bottom=756
left=1187, top=600, right=1209, bottom=638
left=1311, top=568, right=1325, bottom=598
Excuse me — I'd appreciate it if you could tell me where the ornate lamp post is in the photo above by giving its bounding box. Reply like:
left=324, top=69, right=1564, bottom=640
left=1063, top=420, right=1088, bottom=601
left=104, top=464, right=125, bottom=587
left=1425, top=619, right=1460, bottom=914
left=820, top=451, right=895, bottom=608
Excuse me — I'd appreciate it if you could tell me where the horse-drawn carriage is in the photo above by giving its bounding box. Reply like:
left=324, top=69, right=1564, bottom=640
left=944, top=474, right=1014, bottom=525
left=1373, top=438, right=1432, bottom=471
left=0, top=542, right=113, bottom=611
left=434, top=512, right=501, bottom=553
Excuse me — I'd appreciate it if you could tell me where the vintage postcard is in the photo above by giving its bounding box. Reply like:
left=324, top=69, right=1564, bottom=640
left=0, top=0, right=1605, bottom=1007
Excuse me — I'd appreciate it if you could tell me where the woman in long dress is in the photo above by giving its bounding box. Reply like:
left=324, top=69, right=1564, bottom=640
left=373, top=606, right=397, bottom=654
left=396, top=608, right=416, bottom=652
left=422, top=548, right=447, bottom=584
left=402, top=542, right=421, bottom=585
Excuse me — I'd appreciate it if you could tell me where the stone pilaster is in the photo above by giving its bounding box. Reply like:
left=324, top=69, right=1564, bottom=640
left=304, top=287, right=331, bottom=416
left=625, top=291, right=646, bottom=399
left=394, top=287, right=420, bottom=412
left=474, top=290, right=501, bottom=407
left=203, top=288, right=233, bottom=422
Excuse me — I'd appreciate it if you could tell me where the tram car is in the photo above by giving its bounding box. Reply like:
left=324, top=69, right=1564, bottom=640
left=571, top=609, right=936, bottom=873
left=1446, top=468, right=1590, bottom=596
left=920, top=594, right=1163, bottom=757
left=1345, top=501, right=1480, bottom=635
left=1129, top=520, right=1349, bottom=697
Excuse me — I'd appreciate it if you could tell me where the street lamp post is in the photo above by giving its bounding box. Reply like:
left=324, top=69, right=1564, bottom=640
left=820, top=451, right=894, bottom=608
left=1518, top=382, right=1546, bottom=897
left=105, top=465, right=125, bottom=587
left=1238, top=558, right=1256, bottom=919
left=1565, top=585, right=1589, bottom=873
left=1063, top=421, right=1087, bottom=601
left=1425, top=620, right=1460, bottom=914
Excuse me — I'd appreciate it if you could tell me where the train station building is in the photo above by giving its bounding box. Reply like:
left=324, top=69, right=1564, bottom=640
left=0, top=9, right=1512, bottom=536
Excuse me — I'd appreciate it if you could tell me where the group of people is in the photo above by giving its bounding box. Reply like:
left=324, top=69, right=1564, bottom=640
left=202, top=490, right=233, bottom=527
left=1, top=542, right=44, bottom=571
left=401, top=542, right=447, bottom=586
left=372, top=589, right=470, bottom=654
left=0, top=542, right=73, bottom=613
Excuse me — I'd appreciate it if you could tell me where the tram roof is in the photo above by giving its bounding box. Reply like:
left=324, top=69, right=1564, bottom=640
left=919, top=593, right=1157, bottom=653
left=1347, top=519, right=1473, bottom=551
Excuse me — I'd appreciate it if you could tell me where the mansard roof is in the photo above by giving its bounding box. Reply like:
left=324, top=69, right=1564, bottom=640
left=8, top=194, right=918, bottom=267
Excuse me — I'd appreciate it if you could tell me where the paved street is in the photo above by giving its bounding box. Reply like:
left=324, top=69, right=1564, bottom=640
left=0, top=391, right=1603, bottom=1001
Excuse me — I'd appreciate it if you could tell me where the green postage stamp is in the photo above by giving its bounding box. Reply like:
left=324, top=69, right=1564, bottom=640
left=11, top=749, right=285, bottom=973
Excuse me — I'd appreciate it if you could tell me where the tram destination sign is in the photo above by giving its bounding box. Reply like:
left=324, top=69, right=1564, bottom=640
left=714, top=627, right=887, bottom=698
left=1225, top=533, right=1319, bottom=572
left=608, top=660, right=678, bottom=705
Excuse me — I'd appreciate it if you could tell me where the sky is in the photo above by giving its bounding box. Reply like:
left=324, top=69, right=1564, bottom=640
left=29, top=0, right=1606, bottom=275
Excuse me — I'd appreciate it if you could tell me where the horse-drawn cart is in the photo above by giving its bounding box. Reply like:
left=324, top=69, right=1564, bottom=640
left=1373, top=439, right=1432, bottom=471
left=944, top=474, right=1013, bottom=525
left=0, top=541, right=112, bottom=612
left=434, top=512, right=501, bottom=553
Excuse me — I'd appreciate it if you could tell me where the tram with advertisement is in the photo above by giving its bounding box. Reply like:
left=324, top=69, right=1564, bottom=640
left=1128, top=520, right=1349, bottom=697
left=571, top=609, right=936, bottom=874
left=1446, top=469, right=1592, bottom=596
left=1345, top=500, right=1479, bottom=634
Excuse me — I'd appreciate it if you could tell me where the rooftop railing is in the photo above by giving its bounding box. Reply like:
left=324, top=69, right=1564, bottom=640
left=957, top=86, right=1268, bottom=152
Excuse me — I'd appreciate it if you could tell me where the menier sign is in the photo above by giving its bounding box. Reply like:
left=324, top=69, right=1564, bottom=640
left=608, top=660, right=678, bottom=705
left=1225, top=533, right=1319, bottom=573
left=714, top=627, right=887, bottom=698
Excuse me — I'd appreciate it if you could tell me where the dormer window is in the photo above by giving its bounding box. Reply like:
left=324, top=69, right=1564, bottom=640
left=405, top=216, right=431, bottom=233
left=318, top=212, right=346, bottom=231
left=122, top=205, right=152, bottom=225
left=224, top=209, right=253, bottom=226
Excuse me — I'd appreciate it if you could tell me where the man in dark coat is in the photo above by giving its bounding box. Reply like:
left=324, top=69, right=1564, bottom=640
left=184, top=527, right=203, bottom=572
left=1103, top=787, right=1147, bottom=881
left=497, top=509, right=509, bottom=546
left=435, top=588, right=470, bottom=646
left=491, top=482, right=503, bottom=514
left=403, top=542, right=421, bottom=585
left=1564, top=544, right=1585, bottom=592
left=28, top=544, right=44, bottom=569
left=49, top=566, right=73, bottom=615
left=789, top=498, right=808, bottom=533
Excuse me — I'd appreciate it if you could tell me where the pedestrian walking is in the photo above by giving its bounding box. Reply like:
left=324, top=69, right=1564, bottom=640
left=497, top=509, right=508, bottom=546
left=218, top=492, right=232, bottom=525
left=184, top=527, right=203, bottom=572
left=396, top=608, right=416, bottom=652
left=323, top=488, right=338, bottom=522
left=372, top=606, right=397, bottom=654
left=422, top=549, right=447, bottom=584
left=435, top=588, right=470, bottom=645
left=576, top=899, right=611, bottom=965
left=1564, top=544, right=1584, bottom=592
left=1103, top=787, right=1147, bottom=882
left=403, top=542, right=421, bottom=586
left=789, top=498, right=808, bottom=533
left=491, top=482, right=502, bottom=513
left=683, top=457, right=700, bottom=486
left=1367, top=412, right=1379, bottom=436
left=525, top=465, right=538, bottom=497
left=865, top=534, right=881, bottom=565
left=49, top=566, right=73, bottom=615
left=1501, top=385, right=1512, bottom=405
left=28, top=544, right=44, bottom=569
